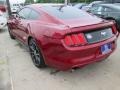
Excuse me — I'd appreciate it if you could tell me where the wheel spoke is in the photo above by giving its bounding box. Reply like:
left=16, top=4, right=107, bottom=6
left=35, top=53, right=40, bottom=56
left=36, top=56, right=40, bottom=63
left=29, top=45, right=34, bottom=51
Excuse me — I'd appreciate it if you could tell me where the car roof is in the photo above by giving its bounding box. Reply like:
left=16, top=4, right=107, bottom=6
left=25, top=3, right=64, bottom=13
left=100, top=4, right=120, bottom=10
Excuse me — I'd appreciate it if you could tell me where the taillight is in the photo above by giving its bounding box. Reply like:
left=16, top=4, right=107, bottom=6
left=64, top=33, right=87, bottom=46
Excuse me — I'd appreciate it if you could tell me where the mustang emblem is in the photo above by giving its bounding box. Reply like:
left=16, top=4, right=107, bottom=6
left=101, top=31, right=107, bottom=36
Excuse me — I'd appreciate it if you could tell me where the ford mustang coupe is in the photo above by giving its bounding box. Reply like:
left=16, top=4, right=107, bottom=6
left=8, top=4, right=118, bottom=71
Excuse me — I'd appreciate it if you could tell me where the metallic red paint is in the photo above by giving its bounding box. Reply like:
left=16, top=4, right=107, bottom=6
left=8, top=4, right=119, bottom=71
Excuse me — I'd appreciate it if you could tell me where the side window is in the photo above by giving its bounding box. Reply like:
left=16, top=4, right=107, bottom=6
left=104, top=7, right=113, bottom=12
left=97, top=6, right=103, bottom=14
left=90, top=5, right=99, bottom=12
left=29, top=10, right=40, bottom=20
left=97, top=6, right=103, bottom=12
left=18, top=8, right=31, bottom=19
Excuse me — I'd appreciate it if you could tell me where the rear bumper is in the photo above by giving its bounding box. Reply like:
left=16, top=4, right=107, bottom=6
left=39, top=35, right=117, bottom=71
left=63, top=51, right=114, bottom=71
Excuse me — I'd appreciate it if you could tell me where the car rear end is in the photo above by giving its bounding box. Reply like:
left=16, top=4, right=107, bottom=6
left=40, top=5, right=118, bottom=70
left=44, top=21, right=118, bottom=71
left=59, top=21, right=118, bottom=70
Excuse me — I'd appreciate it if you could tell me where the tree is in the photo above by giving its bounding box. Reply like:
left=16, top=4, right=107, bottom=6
left=36, top=0, right=64, bottom=3
left=36, top=0, right=95, bottom=3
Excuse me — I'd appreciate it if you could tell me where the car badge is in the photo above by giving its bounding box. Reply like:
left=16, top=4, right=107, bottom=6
left=101, top=31, right=106, bottom=36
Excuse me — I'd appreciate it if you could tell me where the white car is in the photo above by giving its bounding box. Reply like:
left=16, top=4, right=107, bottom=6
left=0, top=11, right=7, bottom=30
left=11, top=4, right=22, bottom=13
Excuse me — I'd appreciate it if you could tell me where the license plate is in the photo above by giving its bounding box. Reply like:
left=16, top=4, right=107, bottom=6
left=101, top=43, right=112, bottom=54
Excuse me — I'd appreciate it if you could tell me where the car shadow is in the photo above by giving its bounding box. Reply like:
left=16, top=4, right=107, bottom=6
left=0, top=29, right=6, bottom=33
left=39, top=58, right=110, bottom=77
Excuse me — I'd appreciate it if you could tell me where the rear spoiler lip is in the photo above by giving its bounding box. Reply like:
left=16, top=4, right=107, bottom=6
left=68, top=21, right=114, bottom=34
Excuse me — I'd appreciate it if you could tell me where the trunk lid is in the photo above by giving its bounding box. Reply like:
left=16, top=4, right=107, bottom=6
left=62, top=16, right=103, bottom=29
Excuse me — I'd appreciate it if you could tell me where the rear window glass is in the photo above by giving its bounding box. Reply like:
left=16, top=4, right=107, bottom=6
left=42, top=6, right=89, bottom=19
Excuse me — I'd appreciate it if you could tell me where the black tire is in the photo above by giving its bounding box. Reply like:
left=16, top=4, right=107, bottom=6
left=28, top=38, right=46, bottom=68
left=8, top=27, right=15, bottom=39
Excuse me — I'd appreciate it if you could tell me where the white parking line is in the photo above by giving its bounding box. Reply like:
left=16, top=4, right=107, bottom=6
left=6, top=51, right=14, bottom=90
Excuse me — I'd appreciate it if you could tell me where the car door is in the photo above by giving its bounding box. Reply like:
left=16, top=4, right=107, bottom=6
left=18, top=8, right=40, bottom=43
left=16, top=8, right=32, bottom=42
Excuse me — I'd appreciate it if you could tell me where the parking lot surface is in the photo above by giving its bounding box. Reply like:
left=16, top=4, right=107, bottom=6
left=0, top=29, right=120, bottom=90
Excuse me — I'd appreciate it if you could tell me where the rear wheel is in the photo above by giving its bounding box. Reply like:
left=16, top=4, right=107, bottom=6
left=28, top=38, right=46, bottom=68
left=8, top=27, right=15, bottom=39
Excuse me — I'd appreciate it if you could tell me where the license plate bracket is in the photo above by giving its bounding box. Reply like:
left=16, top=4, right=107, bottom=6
left=101, top=43, right=112, bottom=54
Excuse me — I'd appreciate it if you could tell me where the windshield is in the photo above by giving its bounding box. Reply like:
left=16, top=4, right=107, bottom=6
left=43, top=6, right=90, bottom=20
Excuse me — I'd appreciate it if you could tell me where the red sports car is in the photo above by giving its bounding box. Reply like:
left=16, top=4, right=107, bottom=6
left=8, top=4, right=119, bottom=71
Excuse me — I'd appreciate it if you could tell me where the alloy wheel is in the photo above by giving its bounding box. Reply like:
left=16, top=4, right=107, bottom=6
left=29, top=40, right=41, bottom=66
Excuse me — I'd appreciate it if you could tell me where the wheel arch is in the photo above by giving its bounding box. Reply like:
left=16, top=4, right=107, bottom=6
left=27, top=36, right=47, bottom=66
left=27, top=36, right=33, bottom=45
left=27, top=36, right=43, bottom=54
